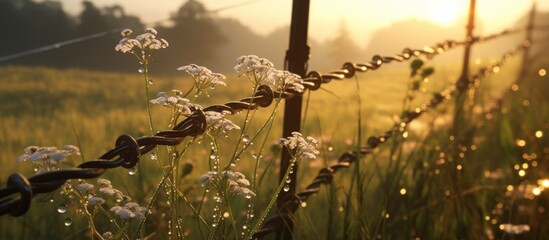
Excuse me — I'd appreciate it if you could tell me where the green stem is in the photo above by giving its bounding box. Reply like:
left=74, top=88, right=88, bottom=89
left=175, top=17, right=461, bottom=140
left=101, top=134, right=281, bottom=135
left=246, top=155, right=296, bottom=239
left=143, top=61, right=155, bottom=134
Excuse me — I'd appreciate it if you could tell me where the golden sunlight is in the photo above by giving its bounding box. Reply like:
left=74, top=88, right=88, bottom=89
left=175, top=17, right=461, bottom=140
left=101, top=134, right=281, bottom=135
left=428, top=2, right=461, bottom=26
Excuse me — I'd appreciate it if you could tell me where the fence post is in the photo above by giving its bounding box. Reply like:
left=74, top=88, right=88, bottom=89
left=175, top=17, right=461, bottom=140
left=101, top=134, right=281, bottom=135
left=451, top=0, right=476, bottom=238
left=452, top=0, right=476, bottom=138
left=518, top=2, right=536, bottom=80
left=277, top=0, right=311, bottom=239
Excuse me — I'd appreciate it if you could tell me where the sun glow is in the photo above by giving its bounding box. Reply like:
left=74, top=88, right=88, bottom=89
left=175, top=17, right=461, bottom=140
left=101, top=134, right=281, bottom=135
left=428, top=2, right=461, bottom=26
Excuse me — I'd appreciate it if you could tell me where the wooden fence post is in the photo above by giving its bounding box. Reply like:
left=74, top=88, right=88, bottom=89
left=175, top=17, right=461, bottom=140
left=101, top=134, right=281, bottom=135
left=277, top=0, right=311, bottom=239
left=518, top=2, right=536, bottom=80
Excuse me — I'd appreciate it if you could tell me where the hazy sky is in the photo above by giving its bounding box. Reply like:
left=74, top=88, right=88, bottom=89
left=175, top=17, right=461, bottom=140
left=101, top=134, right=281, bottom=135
left=54, top=0, right=545, bottom=43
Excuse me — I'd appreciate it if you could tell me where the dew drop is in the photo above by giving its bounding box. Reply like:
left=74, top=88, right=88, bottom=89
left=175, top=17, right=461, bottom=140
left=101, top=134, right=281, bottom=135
left=128, top=167, right=137, bottom=175
left=242, top=135, right=250, bottom=143
left=285, top=178, right=291, bottom=184
left=64, top=218, right=72, bottom=226
left=148, top=79, right=154, bottom=85
left=242, top=225, right=248, bottom=230
left=138, top=68, right=144, bottom=73
left=57, top=204, right=68, bottom=214
left=230, top=163, right=236, bottom=167
left=283, top=185, right=290, bottom=192
left=150, top=153, right=158, bottom=161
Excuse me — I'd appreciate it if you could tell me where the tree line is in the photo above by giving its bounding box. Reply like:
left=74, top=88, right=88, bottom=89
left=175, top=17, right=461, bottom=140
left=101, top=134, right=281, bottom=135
left=1, top=0, right=547, bottom=75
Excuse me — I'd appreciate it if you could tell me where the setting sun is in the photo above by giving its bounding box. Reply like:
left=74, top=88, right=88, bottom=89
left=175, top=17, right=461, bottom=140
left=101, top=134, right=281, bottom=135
left=429, top=2, right=462, bottom=26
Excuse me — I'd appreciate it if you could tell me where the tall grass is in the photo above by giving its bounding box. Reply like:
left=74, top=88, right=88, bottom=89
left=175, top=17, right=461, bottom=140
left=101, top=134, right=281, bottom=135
left=1, top=43, right=548, bottom=240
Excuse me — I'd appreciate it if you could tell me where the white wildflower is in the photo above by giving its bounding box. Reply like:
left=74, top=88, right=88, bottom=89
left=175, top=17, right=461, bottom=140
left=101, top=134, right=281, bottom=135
left=199, top=171, right=218, bottom=184
left=144, top=27, right=158, bottom=35
left=97, top=178, right=112, bottom=188
left=222, top=170, right=237, bottom=180
left=87, top=196, right=106, bottom=206
left=115, top=28, right=168, bottom=55
left=177, top=64, right=226, bottom=92
left=499, top=223, right=530, bottom=234
left=99, top=187, right=124, bottom=198
left=110, top=206, right=135, bottom=220
left=63, top=145, right=80, bottom=154
left=17, top=145, right=79, bottom=166
left=121, top=29, right=133, bottom=37
left=231, top=186, right=256, bottom=198
left=124, top=202, right=146, bottom=219
left=236, top=178, right=250, bottom=186
left=234, top=55, right=274, bottom=80
left=204, top=111, right=240, bottom=133
left=150, top=91, right=189, bottom=107
left=266, top=69, right=304, bottom=92
left=278, top=132, right=319, bottom=160
left=75, top=183, right=94, bottom=193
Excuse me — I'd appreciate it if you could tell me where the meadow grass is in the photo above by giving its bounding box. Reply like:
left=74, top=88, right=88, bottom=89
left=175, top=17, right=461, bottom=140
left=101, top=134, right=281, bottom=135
left=0, top=51, right=547, bottom=240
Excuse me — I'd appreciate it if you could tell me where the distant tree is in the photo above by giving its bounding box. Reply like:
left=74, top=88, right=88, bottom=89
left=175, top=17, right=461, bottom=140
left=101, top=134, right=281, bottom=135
left=173, top=0, right=208, bottom=20
left=154, top=0, right=227, bottom=74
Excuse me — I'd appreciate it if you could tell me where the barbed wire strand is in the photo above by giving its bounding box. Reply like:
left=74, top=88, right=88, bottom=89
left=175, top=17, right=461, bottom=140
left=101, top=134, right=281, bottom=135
left=0, top=32, right=525, bottom=215
left=0, top=37, right=527, bottom=235
left=251, top=43, right=526, bottom=239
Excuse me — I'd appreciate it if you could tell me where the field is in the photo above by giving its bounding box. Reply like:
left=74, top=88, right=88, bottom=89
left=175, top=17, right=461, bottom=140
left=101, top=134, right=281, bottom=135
left=0, top=50, right=548, bottom=240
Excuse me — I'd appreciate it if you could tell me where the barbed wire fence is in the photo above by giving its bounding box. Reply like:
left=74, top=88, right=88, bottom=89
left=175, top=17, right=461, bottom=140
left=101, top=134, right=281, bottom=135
left=0, top=0, right=545, bottom=239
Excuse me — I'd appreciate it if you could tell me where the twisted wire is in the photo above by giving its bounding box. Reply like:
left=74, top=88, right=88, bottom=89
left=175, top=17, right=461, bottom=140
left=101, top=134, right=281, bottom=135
left=0, top=32, right=527, bottom=232
left=251, top=44, right=525, bottom=239
left=301, top=27, right=524, bottom=88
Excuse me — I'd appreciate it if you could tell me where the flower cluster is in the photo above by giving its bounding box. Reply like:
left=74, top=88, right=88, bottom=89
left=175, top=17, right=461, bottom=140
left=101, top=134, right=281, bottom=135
left=17, top=145, right=80, bottom=174
left=278, top=132, right=319, bottom=160
left=115, top=28, right=168, bottom=55
left=74, top=178, right=132, bottom=209
left=199, top=170, right=255, bottom=199
left=265, top=69, right=304, bottom=92
left=234, top=55, right=274, bottom=81
left=204, top=111, right=241, bottom=133
left=150, top=90, right=198, bottom=116
left=234, top=55, right=304, bottom=91
left=178, top=64, right=226, bottom=94
left=110, top=202, right=146, bottom=220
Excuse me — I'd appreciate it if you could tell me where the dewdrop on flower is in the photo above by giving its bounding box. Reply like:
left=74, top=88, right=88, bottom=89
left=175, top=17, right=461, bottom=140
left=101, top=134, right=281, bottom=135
left=278, top=132, right=320, bottom=160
